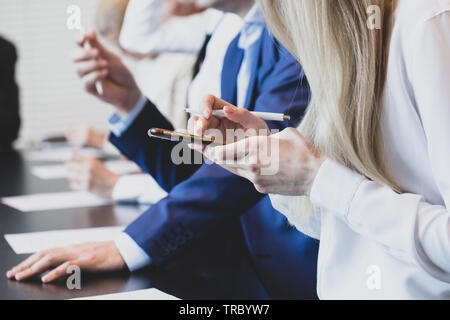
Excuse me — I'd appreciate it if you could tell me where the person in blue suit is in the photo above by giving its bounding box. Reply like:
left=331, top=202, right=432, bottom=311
left=7, top=4, right=318, bottom=299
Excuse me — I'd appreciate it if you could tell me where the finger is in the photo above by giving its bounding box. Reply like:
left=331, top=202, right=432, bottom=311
left=187, top=116, right=200, bottom=135
left=84, top=31, right=112, bottom=59
left=199, top=95, right=215, bottom=118
left=199, top=95, right=236, bottom=118
left=206, top=138, right=250, bottom=163
left=195, top=118, right=209, bottom=136
left=41, top=261, right=72, bottom=283
left=75, top=59, right=108, bottom=77
left=203, top=117, right=221, bottom=135
left=82, top=70, right=108, bottom=94
left=15, top=254, right=59, bottom=281
left=72, top=47, right=100, bottom=63
left=188, top=115, right=220, bottom=137
left=75, top=32, right=90, bottom=47
left=222, top=105, right=268, bottom=132
left=6, top=252, right=43, bottom=279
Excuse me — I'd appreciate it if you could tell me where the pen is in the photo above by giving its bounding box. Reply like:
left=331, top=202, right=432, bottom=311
left=83, top=40, right=104, bottom=96
left=185, top=108, right=291, bottom=122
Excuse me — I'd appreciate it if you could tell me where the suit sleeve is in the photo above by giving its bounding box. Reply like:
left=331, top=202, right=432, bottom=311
left=120, top=45, right=311, bottom=265
left=109, top=99, right=203, bottom=192
left=0, top=39, right=20, bottom=149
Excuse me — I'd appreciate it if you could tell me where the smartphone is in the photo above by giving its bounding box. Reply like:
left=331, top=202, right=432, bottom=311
left=148, top=128, right=227, bottom=146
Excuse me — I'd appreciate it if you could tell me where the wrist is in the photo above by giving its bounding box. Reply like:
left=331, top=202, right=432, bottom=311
left=93, top=133, right=107, bottom=149
left=304, top=155, right=325, bottom=196
left=118, top=88, right=142, bottom=115
left=107, top=241, right=127, bottom=270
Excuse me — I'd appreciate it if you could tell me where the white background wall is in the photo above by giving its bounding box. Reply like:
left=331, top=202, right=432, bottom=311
left=0, top=0, right=112, bottom=148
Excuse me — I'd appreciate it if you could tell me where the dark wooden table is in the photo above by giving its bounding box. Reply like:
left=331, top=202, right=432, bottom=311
left=0, top=151, right=242, bottom=300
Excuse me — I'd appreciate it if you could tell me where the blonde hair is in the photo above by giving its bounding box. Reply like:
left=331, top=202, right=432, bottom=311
left=259, top=0, right=398, bottom=191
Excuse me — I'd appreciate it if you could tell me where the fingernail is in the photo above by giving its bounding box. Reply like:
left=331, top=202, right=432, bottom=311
left=41, top=276, right=48, bottom=283
left=203, top=108, right=210, bottom=118
left=6, top=271, right=12, bottom=278
left=224, top=106, right=235, bottom=113
left=15, top=274, right=22, bottom=281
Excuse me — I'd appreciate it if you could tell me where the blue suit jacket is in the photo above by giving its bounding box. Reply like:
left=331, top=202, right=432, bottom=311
left=110, top=29, right=318, bottom=299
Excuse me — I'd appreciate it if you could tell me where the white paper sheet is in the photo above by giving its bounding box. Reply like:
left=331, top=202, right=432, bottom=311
left=30, top=165, right=67, bottom=180
left=25, top=147, right=105, bottom=162
left=31, top=160, right=141, bottom=180
left=1, top=191, right=113, bottom=212
left=4, top=226, right=125, bottom=254
left=72, top=288, right=179, bottom=300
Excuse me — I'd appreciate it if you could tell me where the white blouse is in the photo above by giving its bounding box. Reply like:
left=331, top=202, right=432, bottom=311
left=271, top=0, right=450, bottom=299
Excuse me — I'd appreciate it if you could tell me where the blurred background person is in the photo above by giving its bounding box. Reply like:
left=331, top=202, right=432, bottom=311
left=65, top=125, right=108, bottom=150
left=0, top=35, right=20, bottom=152
left=118, top=0, right=249, bottom=124
left=66, top=0, right=248, bottom=204
left=66, top=153, right=168, bottom=203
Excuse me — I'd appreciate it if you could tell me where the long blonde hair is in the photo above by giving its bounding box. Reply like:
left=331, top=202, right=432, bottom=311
left=259, top=0, right=398, bottom=190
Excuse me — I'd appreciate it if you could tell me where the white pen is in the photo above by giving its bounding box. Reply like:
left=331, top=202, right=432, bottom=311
left=82, top=39, right=104, bottom=96
left=185, top=108, right=291, bottom=122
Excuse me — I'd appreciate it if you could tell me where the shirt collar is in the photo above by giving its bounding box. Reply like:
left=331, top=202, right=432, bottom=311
left=243, top=3, right=265, bottom=25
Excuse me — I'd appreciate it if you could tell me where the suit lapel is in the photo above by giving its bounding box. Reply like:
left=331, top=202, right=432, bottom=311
left=242, top=32, right=264, bottom=110
left=221, top=34, right=244, bottom=105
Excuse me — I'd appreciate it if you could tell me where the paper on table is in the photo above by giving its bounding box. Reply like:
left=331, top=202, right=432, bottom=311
left=4, top=226, right=124, bottom=254
left=72, top=288, right=179, bottom=300
left=25, top=147, right=105, bottom=162
left=30, top=165, right=67, bottom=180
left=1, top=191, right=113, bottom=212
left=31, top=160, right=141, bottom=180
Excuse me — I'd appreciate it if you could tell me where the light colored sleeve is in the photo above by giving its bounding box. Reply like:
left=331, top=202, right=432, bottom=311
left=309, top=9, right=450, bottom=284
left=114, top=232, right=151, bottom=271
left=310, top=158, right=450, bottom=283
left=118, top=0, right=166, bottom=54
left=269, top=194, right=321, bottom=240
left=108, top=96, right=146, bottom=137
left=112, top=174, right=168, bottom=204
left=120, top=2, right=223, bottom=55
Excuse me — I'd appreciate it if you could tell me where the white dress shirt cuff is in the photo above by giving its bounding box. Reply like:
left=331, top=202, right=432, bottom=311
left=109, top=96, right=147, bottom=137
left=112, top=174, right=168, bottom=204
left=270, top=194, right=321, bottom=240
left=310, top=159, right=365, bottom=221
left=114, top=232, right=152, bottom=272
left=269, top=194, right=290, bottom=216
